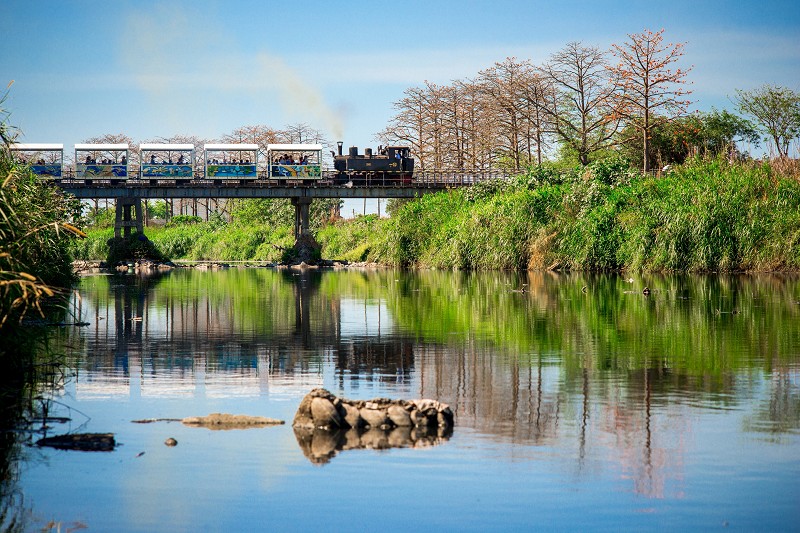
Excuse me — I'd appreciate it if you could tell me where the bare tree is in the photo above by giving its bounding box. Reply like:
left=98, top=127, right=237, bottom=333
left=277, top=123, right=327, bottom=145
left=377, top=86, right=432, bottom=170
left=518, top=71, right=552, bottom=166
left=478, top=57, right=534, bottom=170
left=222, top=125, right=280, bottom=159
left=539, top=42, right=620, bottom=165
left=608, top=29, right=693, bottom=172
left=82, top=133, right=137, bottom=164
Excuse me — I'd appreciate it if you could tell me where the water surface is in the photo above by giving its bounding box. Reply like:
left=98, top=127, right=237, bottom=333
left=7, top=268, right=800, bottom=531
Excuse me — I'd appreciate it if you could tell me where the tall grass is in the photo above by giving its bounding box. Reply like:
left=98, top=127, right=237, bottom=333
left=356, top=158, right=800, bottom=272
left=0, top=124, right=83, bottom=342
left=74, top=222, right=296, bottom=263
left=74, top=158, right=800, bottom=273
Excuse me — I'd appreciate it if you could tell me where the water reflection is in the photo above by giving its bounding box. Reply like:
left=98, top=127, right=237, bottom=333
left=294, top=425, right=453, bottom=465
left=60, top=269, right=800, bottom=487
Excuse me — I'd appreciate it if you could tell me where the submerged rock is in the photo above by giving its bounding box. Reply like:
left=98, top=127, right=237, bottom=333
left=36, top=433, right=115, bottom=452
left=181, top=413, right=284, bottom=430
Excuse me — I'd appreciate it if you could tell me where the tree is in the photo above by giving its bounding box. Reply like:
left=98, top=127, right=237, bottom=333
left=609, top=29, right=693, bottom=172
left=734, top=85, right=800, bottom=159
left=616, top=109, right=758, bottom=168
left=696, top=109, right=759, bottom=157
left=478, top=58, right=539, bottom=170
left=539, top=42, right=621, bottom=165
left=377, top=85, right=435, bottom=170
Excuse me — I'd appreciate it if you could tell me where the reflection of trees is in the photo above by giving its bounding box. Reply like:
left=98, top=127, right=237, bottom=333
left=0, top=334, right=69, bottom=532
left=399, top=271, right=799, bottom=499
left=64, top=269, right=418, bottom=397
left=743, top=368, right=800, bottom=437
left=58, top=268, right=800, bottom=500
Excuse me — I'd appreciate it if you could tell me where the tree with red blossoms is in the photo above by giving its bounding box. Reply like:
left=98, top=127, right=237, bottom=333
left=609, top=29, right=693, bottom=172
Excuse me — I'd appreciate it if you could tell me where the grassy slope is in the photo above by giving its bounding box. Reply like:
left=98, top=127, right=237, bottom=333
left=75, top=159, right=800, bottom=272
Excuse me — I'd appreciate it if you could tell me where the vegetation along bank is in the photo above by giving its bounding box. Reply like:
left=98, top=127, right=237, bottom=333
left=73, top=157, right=800, bottom=273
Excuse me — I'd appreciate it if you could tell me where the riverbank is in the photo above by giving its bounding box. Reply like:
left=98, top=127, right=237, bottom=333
left=74, top=158, right=800, bottom=273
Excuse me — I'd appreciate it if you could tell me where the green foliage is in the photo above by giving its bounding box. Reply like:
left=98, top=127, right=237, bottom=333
left=83, top=206, right=116, bottom=228
left=735, top=84, right=800, bottom=158
left=0, top=100, right=79, bottom=347
left=316, top=214, right=384, bottom=262
left=71, top=159, right=800, bottom=273
left=230, top=198, right=341, bottom=231
left=147, top=200, right=167, bottom=220
left=166, top=215, right=203, bottom=227
left=615, top=110, right=760, bottom=169
left=328, top=158, right=800, bottom=273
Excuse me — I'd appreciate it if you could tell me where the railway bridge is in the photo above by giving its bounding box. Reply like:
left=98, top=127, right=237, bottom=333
left=11, top=141, right=508, bottom=239
left=56, top=171, right=508, bottom=239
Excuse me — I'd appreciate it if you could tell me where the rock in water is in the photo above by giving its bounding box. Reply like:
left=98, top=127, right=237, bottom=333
left=292, top=388, right=454, bottom=464
left=36, top=433, right=115, bottom=452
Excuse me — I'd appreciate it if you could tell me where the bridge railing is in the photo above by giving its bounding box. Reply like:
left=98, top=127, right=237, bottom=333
left=411, top=169, right=511, bottom=186
left=52, top=168, right=513, bottom=187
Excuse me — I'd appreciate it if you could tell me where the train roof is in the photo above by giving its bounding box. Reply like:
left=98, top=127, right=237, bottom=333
left=266, top=143, right=323, bottom=152
left=74, top=143, right=129, bottom=151
left=10, top=143, right=64, bottom=151
left=203, top=143, right=259, bottom=151
left=140, top=143, right=195, bottom=151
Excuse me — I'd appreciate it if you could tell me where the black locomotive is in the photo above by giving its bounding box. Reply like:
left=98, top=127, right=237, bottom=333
left=333, top=142, right=415, bottom=185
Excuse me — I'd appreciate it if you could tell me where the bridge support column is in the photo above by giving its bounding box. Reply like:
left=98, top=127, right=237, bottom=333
left=291, top=197, right=312, bottom=239
left=114, top=198, right=144, bottom=238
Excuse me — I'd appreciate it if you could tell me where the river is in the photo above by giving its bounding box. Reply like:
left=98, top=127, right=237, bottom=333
left=4, top=268, right=799, bottom=531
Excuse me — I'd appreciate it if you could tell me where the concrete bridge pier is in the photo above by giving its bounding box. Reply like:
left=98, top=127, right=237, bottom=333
left=115, top=197, right=144, bottom=238
left=291, top=197, right=312, bottom=238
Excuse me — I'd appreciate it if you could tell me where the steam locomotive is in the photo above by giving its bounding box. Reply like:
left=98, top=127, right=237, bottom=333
left=333, top=143, right=414, bottom=185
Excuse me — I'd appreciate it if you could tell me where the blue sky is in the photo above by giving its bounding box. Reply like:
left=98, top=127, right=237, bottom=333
left=2, top=0, right=798, bottom=159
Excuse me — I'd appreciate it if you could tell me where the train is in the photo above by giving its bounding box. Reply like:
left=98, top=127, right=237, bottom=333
left=9, top=141, right=416, bottom=186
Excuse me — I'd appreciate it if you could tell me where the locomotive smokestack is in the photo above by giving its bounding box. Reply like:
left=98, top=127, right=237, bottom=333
left=337, top=141, right=343, bottom=156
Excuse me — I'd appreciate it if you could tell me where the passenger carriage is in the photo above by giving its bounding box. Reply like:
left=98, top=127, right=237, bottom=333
left=266, top=144, right=323, bottom=184
left=140, top=143, right=195, bottom=184
left=75, top=143, right=129, bottom=182
left=9, top=143, right=64, bottom=178
left=203, top=144, right=258, bottom=181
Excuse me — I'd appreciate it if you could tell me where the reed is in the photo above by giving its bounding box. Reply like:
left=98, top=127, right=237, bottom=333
left=0, top=118, right=83, bottom=347
left=354, top=157, right=800, bottom=272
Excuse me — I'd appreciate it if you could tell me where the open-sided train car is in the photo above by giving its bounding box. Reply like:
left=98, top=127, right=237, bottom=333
left=75, top=143, right=129, bottom=181
left=11, top=139, right=417, bottom=186
left=204, top=144, right=258, bottom=180
left=332, top=143, right=414, bottom=185
left=266, top=144, right=323, bottom=183
left=140, top=143, right=194, bottom=183
left=9, top=143, right=64, bottom=177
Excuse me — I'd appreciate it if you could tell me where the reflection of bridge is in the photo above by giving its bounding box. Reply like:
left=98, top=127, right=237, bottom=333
left=73, top=270, right=416, bottom=389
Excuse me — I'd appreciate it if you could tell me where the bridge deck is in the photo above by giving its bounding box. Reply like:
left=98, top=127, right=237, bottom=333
left=51, top=170, right=509, bottom=199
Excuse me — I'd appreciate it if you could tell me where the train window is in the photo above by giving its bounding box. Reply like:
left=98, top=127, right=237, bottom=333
left=203, top=143, right=259, bottom=179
